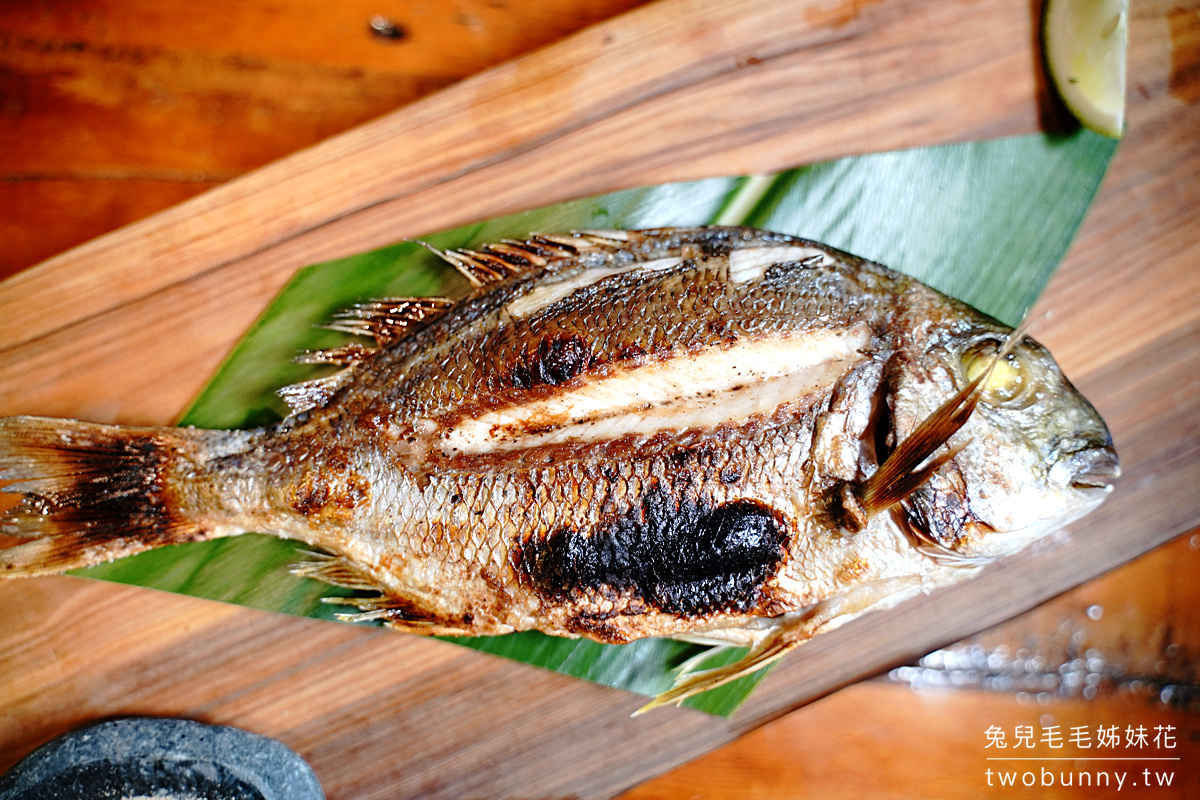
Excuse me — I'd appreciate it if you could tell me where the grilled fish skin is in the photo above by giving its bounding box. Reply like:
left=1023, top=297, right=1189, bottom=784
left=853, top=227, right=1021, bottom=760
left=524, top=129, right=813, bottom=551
left=0, top=226, right=1118, bottom=706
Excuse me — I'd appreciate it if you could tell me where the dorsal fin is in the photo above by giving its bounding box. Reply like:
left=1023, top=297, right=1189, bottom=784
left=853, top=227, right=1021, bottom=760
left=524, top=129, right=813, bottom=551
left=322, top=297, right=453, bottom=346
left=278, top=297, right=451, bottom=417
left=420, top=231, right=631, bottom=287
left=294, top=342, right=376, bottom=367
left=277, top=370, right=354, bottom=416
left=527, top=230, right=631, bottom=257
left=421, top=244, right=524, bottom=287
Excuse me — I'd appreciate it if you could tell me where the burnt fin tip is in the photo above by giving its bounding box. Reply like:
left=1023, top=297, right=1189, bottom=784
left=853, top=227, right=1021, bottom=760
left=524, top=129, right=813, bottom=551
left=417, top=232, right=632, bottom=286
left=277, top=370, right=353, bottom=416
left=322, top=297, right=453, bottom=347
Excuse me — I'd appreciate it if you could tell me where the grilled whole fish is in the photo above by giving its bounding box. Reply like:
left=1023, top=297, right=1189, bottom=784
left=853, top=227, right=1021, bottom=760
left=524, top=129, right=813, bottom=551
left=0, top=227, right=1118, bottom=707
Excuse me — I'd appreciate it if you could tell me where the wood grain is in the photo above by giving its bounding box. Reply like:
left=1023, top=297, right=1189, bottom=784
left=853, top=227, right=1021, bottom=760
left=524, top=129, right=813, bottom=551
left=0, top=0, right=650, bottom=279
left=1, top=0, right=1197, bottom=798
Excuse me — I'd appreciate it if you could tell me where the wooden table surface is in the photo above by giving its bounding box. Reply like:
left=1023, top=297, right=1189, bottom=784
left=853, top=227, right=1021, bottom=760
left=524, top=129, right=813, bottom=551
left=1, top=1, right=1198, bottom=797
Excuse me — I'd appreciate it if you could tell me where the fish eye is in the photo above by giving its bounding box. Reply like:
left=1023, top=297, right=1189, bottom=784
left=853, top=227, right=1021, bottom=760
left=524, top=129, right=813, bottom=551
left=961, top=339, right=1036, bottom=408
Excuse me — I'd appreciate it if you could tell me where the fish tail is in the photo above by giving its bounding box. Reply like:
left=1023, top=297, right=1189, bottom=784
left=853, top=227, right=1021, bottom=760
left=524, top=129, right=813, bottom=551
left=0, top=416, right=216, bottom=577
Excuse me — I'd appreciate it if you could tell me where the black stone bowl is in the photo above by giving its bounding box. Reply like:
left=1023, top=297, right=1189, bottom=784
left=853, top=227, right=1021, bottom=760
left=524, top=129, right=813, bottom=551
left=0, top=717, right=323, bottom=800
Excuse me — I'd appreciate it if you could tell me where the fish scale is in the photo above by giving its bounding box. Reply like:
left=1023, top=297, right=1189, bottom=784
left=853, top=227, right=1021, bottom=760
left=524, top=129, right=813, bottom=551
left=0, top=226, right=1118, bottom=709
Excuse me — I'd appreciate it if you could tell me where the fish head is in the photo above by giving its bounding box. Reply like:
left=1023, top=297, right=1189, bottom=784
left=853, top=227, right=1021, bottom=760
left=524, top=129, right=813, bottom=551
left=884, top=310, right=1119, bottom=562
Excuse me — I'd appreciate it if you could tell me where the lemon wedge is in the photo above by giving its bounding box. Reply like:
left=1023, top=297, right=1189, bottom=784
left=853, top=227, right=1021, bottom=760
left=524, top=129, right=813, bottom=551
left=1043, top=0, right=1128, bottom=138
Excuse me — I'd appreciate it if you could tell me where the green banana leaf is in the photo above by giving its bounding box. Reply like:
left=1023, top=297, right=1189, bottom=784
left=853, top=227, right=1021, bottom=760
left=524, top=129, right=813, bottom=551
left=81, top=129, right=1117, bottom=715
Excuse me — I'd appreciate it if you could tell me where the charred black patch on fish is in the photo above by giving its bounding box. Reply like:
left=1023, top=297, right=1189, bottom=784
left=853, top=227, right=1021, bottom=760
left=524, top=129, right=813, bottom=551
left=516, top=487, right=787, bottom=617
left=507, top=333, right=595, bottom=389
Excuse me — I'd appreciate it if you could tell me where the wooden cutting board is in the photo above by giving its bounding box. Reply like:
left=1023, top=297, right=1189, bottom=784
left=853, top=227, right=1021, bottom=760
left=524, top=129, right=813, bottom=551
left=1, top=0, right=1197, bottom=797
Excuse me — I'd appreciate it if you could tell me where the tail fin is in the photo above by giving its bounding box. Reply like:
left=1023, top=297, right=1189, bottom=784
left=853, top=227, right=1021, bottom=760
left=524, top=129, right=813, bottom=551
left=0, top=416, right=209, bottom=577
